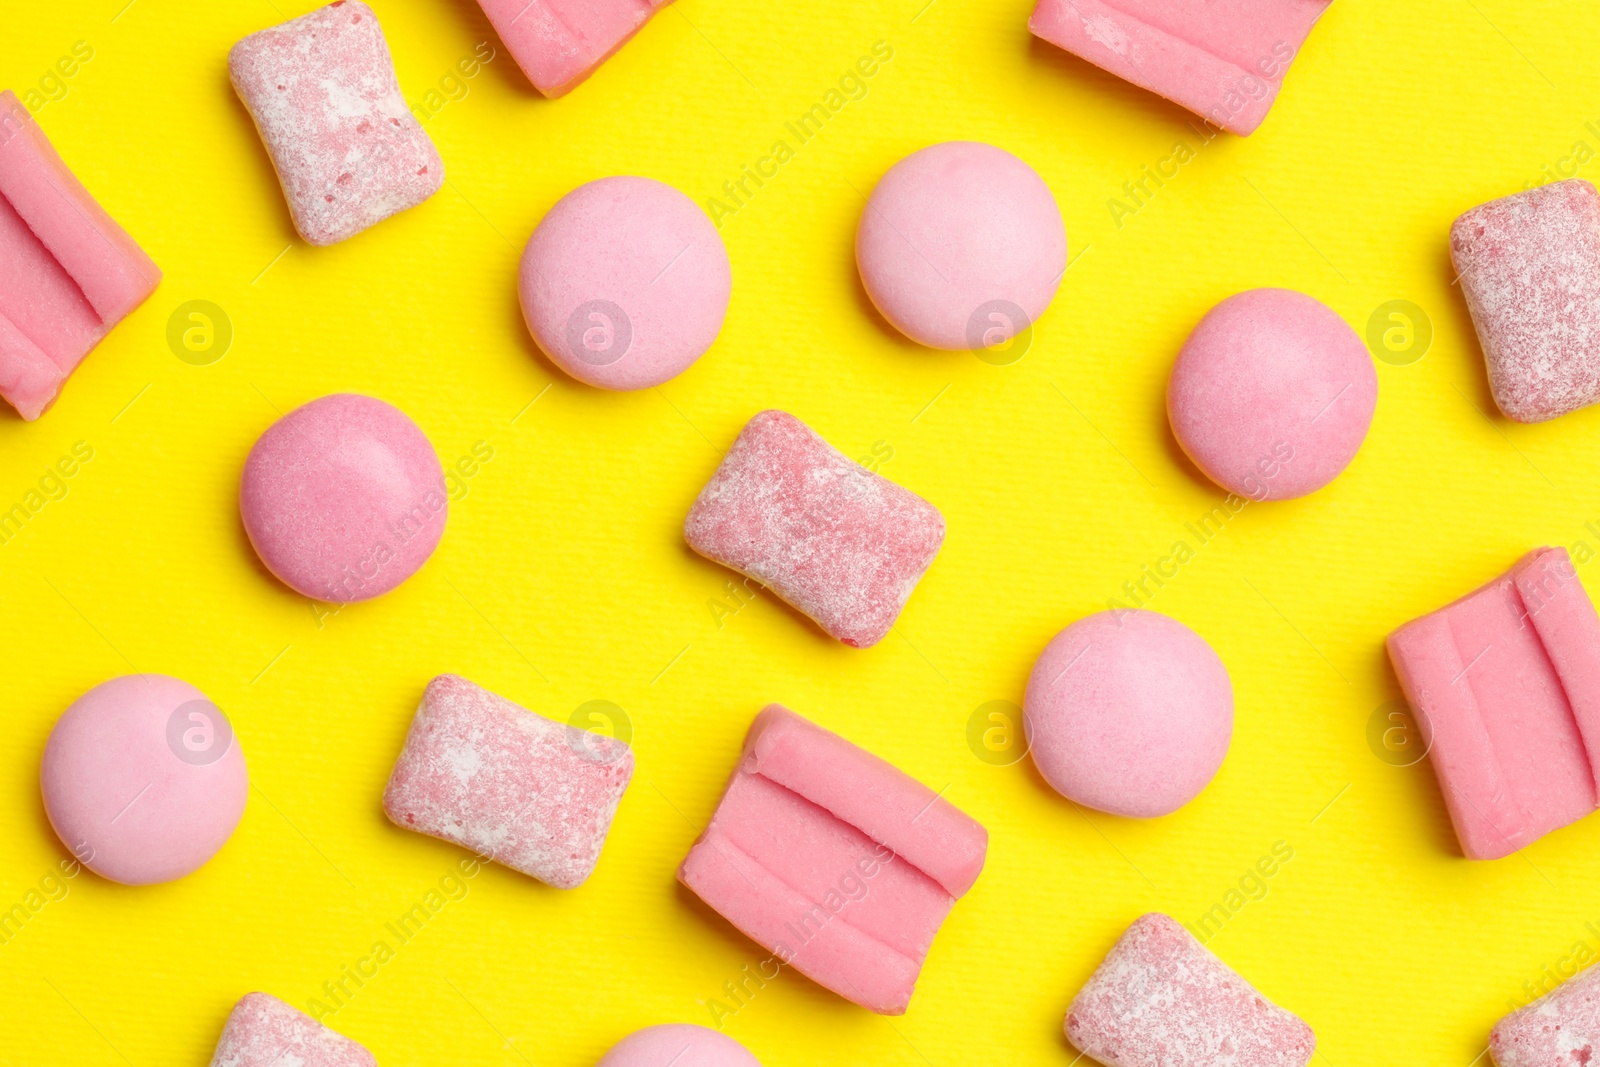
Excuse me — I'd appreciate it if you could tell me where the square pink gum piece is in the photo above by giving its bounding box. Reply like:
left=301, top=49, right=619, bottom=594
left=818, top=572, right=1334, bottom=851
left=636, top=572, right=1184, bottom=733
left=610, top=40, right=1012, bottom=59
left=678, top=704, right=988, bottom=1015
left=1066, top=913, right=1315, bottom=1067
left=230, top=1, right=443, bottom=246
left=382, top=674, right=634, bottom=889
left=1451, top=179, right=1600, bottom=422
left=209, top=992, right=375, bottom=1067
left=477, top=0, right=670, bottom=97
left=1387, top=548, right=1600, bottom=860
left=1028, top=0, right=1330, bottom=136
left=1491, top=961, right=1600, bottom=1066
left=0, top=90, right=160, bottom=420
left=683, top=410, right=945, bottom=649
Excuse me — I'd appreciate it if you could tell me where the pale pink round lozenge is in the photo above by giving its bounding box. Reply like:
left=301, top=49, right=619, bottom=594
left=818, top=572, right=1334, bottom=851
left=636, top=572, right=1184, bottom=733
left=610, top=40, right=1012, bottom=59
left=856, top=141, right=1066, bottom=352
left=1167, top=288, right=1377, bottom=501
left=41, top=675, right=248, bottom=885
left=1024, top=610, right=1232, bottom=818
left=241, top=393, right=447, bottom=602
left=595, top=1025, right=761, bottom=1067
left=519, top=176, right=731, bottom=390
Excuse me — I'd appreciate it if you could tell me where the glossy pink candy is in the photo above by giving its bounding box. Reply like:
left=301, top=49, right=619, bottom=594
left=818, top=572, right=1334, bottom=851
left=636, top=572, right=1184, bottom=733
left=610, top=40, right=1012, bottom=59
left=679, top=704, right=988, bottom=1015
left=1388, top=548, right=1600, bottom=860
left=1066, top=913, right=1315, bottom=1067
left=1029, top=0, right=1331, bottom=136
left=684, top=410, right=945, bottom=648
left=230, top=1, right=443, bottom=245
left=383, top=675, right=634, bottom=889
left=0, top=90, right=160, bottom=419
left=594, top=1024, right=760, bottom=1067
left=1490, top=961, right=1600, bottom=1067
left=240, top=393, right=447, bottom=602
left=41, top=675, right=247, bottom=886
left=209, top=992, right=375, bottom=1067
left=1451, top=179, right=1600, bottom=422
left=476, top=0, right=670, bottom=97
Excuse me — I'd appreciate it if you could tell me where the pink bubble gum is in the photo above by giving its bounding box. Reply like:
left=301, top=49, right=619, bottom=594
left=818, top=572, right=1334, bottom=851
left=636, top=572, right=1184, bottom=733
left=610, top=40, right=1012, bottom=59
left=0, top=91, right=160, bottom=420
left=683, top=410, right=945, bottom=648
left=1451, top=179, right=1600, bottom=423
left=477, top=0, right=669, bottom=97
left=1387, top=548, right=1600, bottom=860
left=1066, top=913, right=1315, bottom=1067
left=1491, top=961, right=1600, bottom=1067
left=209, top=992, right=375, bottom=1067
left=230, top=1, right=443, bottom=246
left=383, top=675, right=634, bottom=889
left=679, top=704, right=987, bottom=1015
left=1028, top=0, right=1330, bottom=136
left=595, top=1024, right=760, bottom=1067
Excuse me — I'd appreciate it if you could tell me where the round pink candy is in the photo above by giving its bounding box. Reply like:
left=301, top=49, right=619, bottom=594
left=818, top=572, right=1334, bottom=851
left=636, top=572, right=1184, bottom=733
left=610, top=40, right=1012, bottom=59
left=1024, top=610, right=1232, bottom=818
left=856, top=141, right=1066, bottom=351
left=1168, top=288, right=1378, bottom=501
left=595, top=1025, right=760, bottom=1067
left=519, top=176, right=731, bottom=390
left=241, top=393, right=446, bottom=602
left=41, top=675, right=248, bottom=885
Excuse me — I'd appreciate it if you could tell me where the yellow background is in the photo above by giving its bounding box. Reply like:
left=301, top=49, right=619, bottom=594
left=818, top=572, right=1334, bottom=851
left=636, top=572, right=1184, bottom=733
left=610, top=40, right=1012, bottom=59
left=5, top=0, right=1600, bottom=1064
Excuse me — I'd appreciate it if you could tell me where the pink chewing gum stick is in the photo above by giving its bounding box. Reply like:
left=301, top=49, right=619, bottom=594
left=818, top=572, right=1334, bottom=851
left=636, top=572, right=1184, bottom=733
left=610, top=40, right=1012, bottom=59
left=679, top=704, right=987, bottom=1014
left=1388, top=548, right=1600, bottom=860
left=475, top=0, right=670, bottom=97
left=1028, top=0, right=1331, bottom=136
left=0, top=90, right=160, bottom=419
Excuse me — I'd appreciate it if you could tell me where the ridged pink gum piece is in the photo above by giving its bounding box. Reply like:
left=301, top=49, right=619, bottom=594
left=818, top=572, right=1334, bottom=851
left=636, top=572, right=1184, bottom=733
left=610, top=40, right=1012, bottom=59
left=678, top=704, right=987, bottom=1015
left=1028, top=0, right=1330, bottom=135
left=1451, top=179, right=1600, bottom=422
left=383, top=675, right=634, bottom=889
left=229, top=1, right=443, bottom=246
left=476, top=0, right=670, bottom=97
left=1491, top=962, right=1600, bottom=1067
left=0, top=90, right=160, bottom=419
left=683, top=410, right=945, bottom=649
left=1066, top=913, right=1315, bottom=1067
left=1387, top=548, right=1600, bottom=859
left=209, top=992, right=375, bottom=1067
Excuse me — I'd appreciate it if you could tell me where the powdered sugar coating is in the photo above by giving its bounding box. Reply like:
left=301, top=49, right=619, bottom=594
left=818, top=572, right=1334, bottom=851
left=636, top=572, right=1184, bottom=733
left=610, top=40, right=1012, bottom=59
left=230, top=1, right=443, bottom=246
left=477, top=0, right=670, bottom=97
left=383, top=674, right=633, bottom=889
left=1491, top=961, right=1600, bottom=1066
left=209, top=992, right=375, bottom=1067
left=1451, top=179, right=1600, bottom=423
left=1066, top=913, right=1315, bottom=1067
left=683, top=410, right=945, bottom=648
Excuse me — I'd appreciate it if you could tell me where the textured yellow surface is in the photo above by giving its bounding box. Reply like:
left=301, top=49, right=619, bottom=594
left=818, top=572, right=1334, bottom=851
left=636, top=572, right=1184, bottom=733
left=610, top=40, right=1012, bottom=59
left=5, top=1, right=1600, bottom=1064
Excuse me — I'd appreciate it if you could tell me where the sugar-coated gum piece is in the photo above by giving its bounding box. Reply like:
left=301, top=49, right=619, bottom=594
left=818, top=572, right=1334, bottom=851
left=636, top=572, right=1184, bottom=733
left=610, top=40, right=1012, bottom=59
left=383, top=674, right=634, bottom=889
left=240, top=393, right=447, bottom=602
left=209, top=992, right=375, bottom=1067
left=41, top=675, right=247, bottom=886
left=1066, top=913, right=1315, bottom=1067
left=594, top=1024, right=760, bottom=1067
left=1028, top=0, right=1331, bottom=136
left=1167, top=288, right=1376, bottom=501
left=230, top=1, right=443, bottom=246
left=855, top=141, right=1065, bottom=351
left=678, top=704, right=987, bottom=1015
left=0, top=90, right=160, bottom=419
left=1388, top=547, right=1600, bottom=859
left=519, top=175, right=730, bottom=390
left=1490, top=961, right=1600, bottom=1067
left=1024, top=609, right=1232, bottom=818
left=1451, top=179, right=1600, bottom=422
left=683, top=410, right=945, bottom=648
left=475, top=0, right=670, bottom=97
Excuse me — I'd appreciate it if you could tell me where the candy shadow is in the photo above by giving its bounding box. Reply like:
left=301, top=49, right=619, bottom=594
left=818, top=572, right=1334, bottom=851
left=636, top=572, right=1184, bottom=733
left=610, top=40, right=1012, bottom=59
left=430, top=0, right=543, bottom=100
left=219, top=65, right=301, bottom=250
left=1436, top=241, right=1499, bottom=416
left=673, top=543, right=850, bottom=654
left=1026, top=35, right=1201, bottom=139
